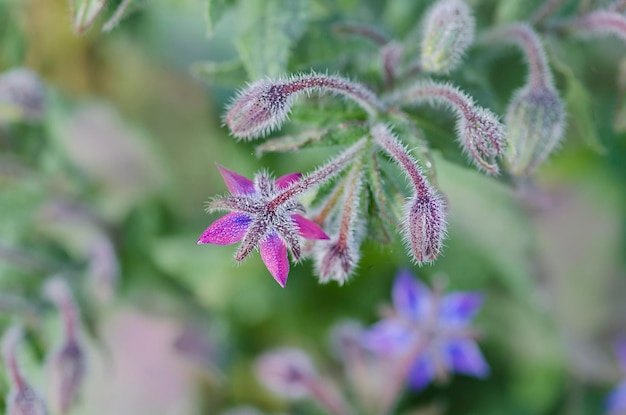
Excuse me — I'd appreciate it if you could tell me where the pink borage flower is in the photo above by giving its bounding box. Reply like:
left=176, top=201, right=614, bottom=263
left=198, top=164, right=329, bottom=287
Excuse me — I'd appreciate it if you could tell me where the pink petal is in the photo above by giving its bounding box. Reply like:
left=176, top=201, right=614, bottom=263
left=216, top=164, right=255, bottom=195
left=197, top=213, right=251, bottom=245
left=275, top=172, right=302, bottom=190
left=260, top=233, right=290, bottom=287
left=292, top=214, right=329, bottom=240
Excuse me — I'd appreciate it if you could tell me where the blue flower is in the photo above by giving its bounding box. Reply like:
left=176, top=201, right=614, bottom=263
left=606, top=338, right=626, bottom=415
left=362, top=269, right=489, bottom=390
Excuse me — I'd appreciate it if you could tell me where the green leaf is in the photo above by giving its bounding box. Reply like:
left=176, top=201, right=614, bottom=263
left=190, top=59, right=248, bottom=87
left=234, top=0, right=309, bottom=79
left=205, top=0, right=235, bottom=38
left=548, top=44, right=607, bottom=155
left=72, top=0, right=108, bottom=34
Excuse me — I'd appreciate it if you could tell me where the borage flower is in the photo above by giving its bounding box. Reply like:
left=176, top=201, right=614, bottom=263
left=198, top=165, right=329, bottom=287
left=606, top=338, right=626, bottom=415
left=198, top=139, right=367, bottom=287
left=363, top=269, right=489, bottom=390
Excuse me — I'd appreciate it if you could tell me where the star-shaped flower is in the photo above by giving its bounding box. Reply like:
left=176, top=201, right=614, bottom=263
left=362, top=269, right=489, bottom=390
left=606, top=338, right=626, bottom=415
left=198, top=165, right=329, bottom=287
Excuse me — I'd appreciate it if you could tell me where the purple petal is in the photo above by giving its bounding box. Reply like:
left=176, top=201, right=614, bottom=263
left=407, top=354, right=436, bottom=391
left=444, top=339, right=489, bottom=378
left=292, top=214, right=329, bottom=240
left=606, top=380, right=626, bottom=415
left=392, top=269, right=432, bottom=321
left=440, top=292, right=484, bottom=326
left=260, top=233, right=290, bottom=288
left=275, top=172, right=302, bottom=190
left=197, top=213, right=251, bottom=245
left=615, top=338, right=626, bottom=372
left=361, top=320, right=414, bottom=355
left=216, top=164, right=255, bottom=195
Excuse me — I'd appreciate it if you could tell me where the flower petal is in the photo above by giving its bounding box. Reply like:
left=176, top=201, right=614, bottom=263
left=444, top=339, right=489, bottom=378
left=197, top=213, right=251, bottom=245
left=440, top=292, right=484, bottom=326
left=606, top=380, right=626, bottom=415
left=392, top=269, right=432, bottom=321
left=260, top=233, right=290, bottom=287
left=361, top=320, right=414, bottom=355
left=216, top=164, right=255, bottom=195
left=275, top=172, right=302, bottom=190
left=292, top=214, right=329, bottom=240
left=407, top=354, right=436, bottom=391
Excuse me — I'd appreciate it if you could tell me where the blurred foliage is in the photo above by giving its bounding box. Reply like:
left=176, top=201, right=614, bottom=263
left=0, top=0, right=625, bottom=414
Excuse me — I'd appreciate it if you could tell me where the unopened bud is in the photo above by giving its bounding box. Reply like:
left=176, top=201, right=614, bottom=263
left=2, top=326, right=49, bottom=415
left=566, top=11, right=626, bottom=45
left=0, top=68, right=45, bottom=123
left=392, top=81, right=505, bottom=174
left=225, top=73, right=383, bottom=140
left=254, top=348, right=317, bottom=399
left=505, top=84, right=565, bottom=175
left=371, top=124, right=447, bottom=263
left=421, top=0, right=475, bottom=73
left=314, top=167, right=364, bottom=285
left=44, top=278, right=86, bottom=414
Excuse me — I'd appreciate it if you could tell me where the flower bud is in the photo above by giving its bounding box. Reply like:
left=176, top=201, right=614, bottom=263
left=505, top=84, right=565, bottom=175
left=566, top=11, right=626, bottom=45
left=421, top=0, right=475, bottom=73
left=392, top=81, right=505, bottom=174
left=87, top=236, right=119, bottom=303
left=44, top=278, right=86, bottom=414
left=0, top=68, right=45, bottom=123
left=314, top=166, right=364, bottom=285
left=2, top=326, right=49, bottom=415
left=254, top=348, right=317, bottom=399
left=225, top=73, right=383, bottom=140
left=371, top=124, right=447, bottom=264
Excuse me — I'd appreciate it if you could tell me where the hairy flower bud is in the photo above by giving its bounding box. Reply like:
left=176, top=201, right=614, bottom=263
left=0, top=68, right=45, bottom=123
left=505, top=84, right=565, bottom=175
left=44, top=278, right=86, bottom=414
left=2, top=326, right=49, bottom=415
left=314, top=166, right=364, bottom=285
left=421, top=0, right=475, bottom=73
left=391, top=81, right=505, bottom=174
left=225, top=73, right=383, bottom=140
left=372, top=124, right=447, bottom=263
left=567, top=11, right=626, bottom=45
left=255, top=348, right=317, bottom=399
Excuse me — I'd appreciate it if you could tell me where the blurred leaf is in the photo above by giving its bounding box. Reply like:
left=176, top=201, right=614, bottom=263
left=72, top=0, right=108, bottom=34
left=191, top=59, right=248, bottom=87
left=205, top=0, right=235, bottom=38
left=549, top=44, right=607, bottom=155
left=235, top=0, right=310, bottom=79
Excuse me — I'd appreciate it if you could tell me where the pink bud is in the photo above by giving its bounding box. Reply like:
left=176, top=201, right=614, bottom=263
left=371, top=124, right=447, bottom=264
left=255, top=348, right=317, bottom=399
left=2, top=326, right=49, bottom=415
left=391, top=81, right=505, bottom=174
left=225, top=73, right=383, bottom=140
left=44, top=278, right=86, bottom=414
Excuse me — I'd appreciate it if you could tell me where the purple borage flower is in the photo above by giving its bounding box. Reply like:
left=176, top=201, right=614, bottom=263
left=363, top=269, right=489, bottom=390
left=197, top=164, right=330, bottom=288
left=606, top=338, right=626, bottom=415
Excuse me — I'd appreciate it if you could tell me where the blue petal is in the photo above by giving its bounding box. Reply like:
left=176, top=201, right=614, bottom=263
left=440, top=292, right=484, bottom=326
left=606, top=380, right=626, bottom=415
left=407, top=354, right=436, bottom=391
left=445, top=339, right=489, bottom=378
left=615, top=338, right=626, bottom=372
left=392, top=269, right=432, bottom=321
left=361, top=320, right=414, bottom=355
